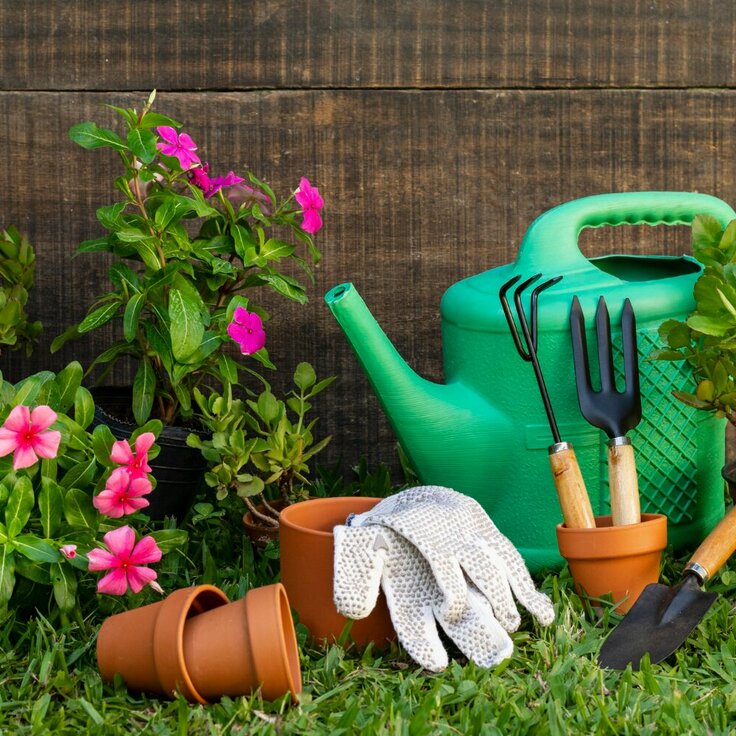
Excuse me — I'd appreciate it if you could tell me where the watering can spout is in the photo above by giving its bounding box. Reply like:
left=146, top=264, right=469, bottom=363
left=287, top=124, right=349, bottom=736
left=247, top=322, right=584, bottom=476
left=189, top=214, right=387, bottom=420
left=325, top=283, right=504, bottom=483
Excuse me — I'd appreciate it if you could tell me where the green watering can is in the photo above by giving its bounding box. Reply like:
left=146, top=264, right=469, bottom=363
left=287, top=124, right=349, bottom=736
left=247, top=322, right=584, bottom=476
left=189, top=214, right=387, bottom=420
left=326, top=192, right=736, bottom=572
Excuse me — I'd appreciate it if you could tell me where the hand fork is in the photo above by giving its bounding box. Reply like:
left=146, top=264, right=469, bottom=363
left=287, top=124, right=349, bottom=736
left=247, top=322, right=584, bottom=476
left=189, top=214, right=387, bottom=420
left=500, top=274, right=596, bottom=529
left=569, top=296, right=642, bottom=526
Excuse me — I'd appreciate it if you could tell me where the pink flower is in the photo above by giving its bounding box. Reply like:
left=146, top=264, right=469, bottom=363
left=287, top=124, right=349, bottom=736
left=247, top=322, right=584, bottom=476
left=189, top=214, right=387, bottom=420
left=88, top=525, right=162, bottom=595
left=93, top=467, right=152, bottom=518
left=226, top=183, right=273, bottom=215
left=0, top=405, right=61, bottom=470
left=295, top=177, right=324, bottom=234
left=189, top=163, right=244, bottom=198
left=227, top=307, right=266, bottom=355
left=60, top=544, right=77, bottom=560
left=155, top=126, right=201, bottom=170
left=110, top=432, right=155, bottom=480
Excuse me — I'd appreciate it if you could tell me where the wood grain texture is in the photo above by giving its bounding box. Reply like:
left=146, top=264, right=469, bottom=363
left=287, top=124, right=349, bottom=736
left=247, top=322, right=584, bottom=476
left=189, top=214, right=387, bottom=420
left=2, top=88, right=736, bottom=469
left=2, top=1, right=736, bottom=90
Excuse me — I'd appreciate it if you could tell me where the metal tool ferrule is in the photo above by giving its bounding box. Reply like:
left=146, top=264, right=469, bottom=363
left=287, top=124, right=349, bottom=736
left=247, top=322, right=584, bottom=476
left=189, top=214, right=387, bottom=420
left=608, top=436, right=632, bottom=448
left=548, top=441, right=572, bottom=454
left=684, top=561, right=709, bottom=583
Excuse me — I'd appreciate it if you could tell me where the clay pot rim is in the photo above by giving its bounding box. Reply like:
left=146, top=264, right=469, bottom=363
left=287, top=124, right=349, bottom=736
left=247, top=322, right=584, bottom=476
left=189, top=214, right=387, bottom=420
left=556, top=513, right=668, bottom=560
left=246, top=583, right=303, bottom=701
left=153, top=584, right=230, bottom=705
left=279, top=496, right=381, bottom=538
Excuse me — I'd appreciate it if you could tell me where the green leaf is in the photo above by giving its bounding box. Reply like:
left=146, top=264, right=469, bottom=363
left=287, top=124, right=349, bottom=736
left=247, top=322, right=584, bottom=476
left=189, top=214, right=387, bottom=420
left=148, top=529, right=188, bottom=554
left=169, top=288, right=205, bottom=362
left=687, top=314, right=731, bottom=337
left=108, top=262, right=142, bottom=293
left=15, top=556, right=50, bottom=585
left=127, top=128, right=157, bottom=164
left=232, top=224, right=258, bottom=262
left=96, top=202, right=127, bottom=231
left=133, top=358, right=155, bottom=425
left=39, top=478, right=64, bottom=538
left=13, top=371, right=55, bottom=407
left=261, top=238, right=296, bottom=261
left=5, top=477, right=34, bottom=538
left=91, top=423, right=117, bottom=465
left=259, top=272, right=308, bottom=304
left=139, top=112, right=181, bottom=129
left=14, top=535, right=60, bottom=563
left=78, top=301, right=120, bottom=334
left=0, top=547, right=15, bottom=607
left=51, top=562, right=78, bottom=612
left=50, top=324, right=81, bottom=354
left=63, top=488, right=97, bottom=530
left=257, top=391, right=280, bottom=423
left=73, top=386, right=95, bottom=429
left=294, top=362, right=317, bottom=391
left=123, top=291, right=146, bottom=342
left=69, top=122, right=126, bottom=152
left=54, top=361, right=84, bottom=414
left=75, top=237, right=112, bottom=255
left=60, top=457, right=98, bottom=491
left=218, top=354, right=239, bottom=384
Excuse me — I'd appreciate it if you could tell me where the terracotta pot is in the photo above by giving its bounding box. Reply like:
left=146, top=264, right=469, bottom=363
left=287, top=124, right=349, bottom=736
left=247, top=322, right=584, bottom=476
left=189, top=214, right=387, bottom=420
left=242, top=499, right=287, bottom=548
left=279, top=496, right=396, bottom=647
left=96, top=583, right=301, bottom=703
left=556, top=513, right=667, bottom=613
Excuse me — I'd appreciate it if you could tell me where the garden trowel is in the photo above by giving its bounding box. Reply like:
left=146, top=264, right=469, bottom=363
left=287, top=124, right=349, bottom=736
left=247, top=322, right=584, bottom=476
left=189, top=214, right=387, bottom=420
left=599, top=504, right=736, bottom=670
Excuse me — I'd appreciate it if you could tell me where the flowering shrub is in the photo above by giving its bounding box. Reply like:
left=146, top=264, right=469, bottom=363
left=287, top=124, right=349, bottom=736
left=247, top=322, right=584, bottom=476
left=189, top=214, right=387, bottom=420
left=0, top=362, right=183, bottom=614
left=54, top=91, right=325, bottom=427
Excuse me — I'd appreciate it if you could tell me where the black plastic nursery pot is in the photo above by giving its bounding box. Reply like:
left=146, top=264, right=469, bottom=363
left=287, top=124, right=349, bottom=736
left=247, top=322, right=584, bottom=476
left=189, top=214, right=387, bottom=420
left=91, top=386, right=208, bottom=520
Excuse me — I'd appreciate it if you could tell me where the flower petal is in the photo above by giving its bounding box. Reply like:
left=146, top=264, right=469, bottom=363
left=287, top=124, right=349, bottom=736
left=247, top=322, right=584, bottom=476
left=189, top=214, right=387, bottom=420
left=128, top=477, right=153, bottom=498
left=60, top=544, right=77, bottom=559
left=129, top=535, right=163, bottom=565
left=177, top=132, right=198, bottom=151
left=126, top=565, right=158, bottom=594
left=13, top=445, right=38, bottom=470
left=301, top=209, right=323, bottom=234
left=103, top=525, right=136, bottom=558
left=134, top=432, right=155, bottom=456
left=87, top=547, right=119, bottom=571
left=3, top=405, right=30, bottom=433
left=97, top=569, right=129, bottom=596
left=156, top=126, right=179, bottom=145
left=227, top=322, right=250, bottom=344
left=0, top=432, right=19, bottom=457
left=93, top=489, right=125, bottom=518
left=232, top=306, right=249, bottom=324
left=29, top=405, right=58, bottom=432
left=32, top=430, right=61, bottom=460
left=122, top=497, right=150, bottom=514
left=110, top=439, right=134, bottom=465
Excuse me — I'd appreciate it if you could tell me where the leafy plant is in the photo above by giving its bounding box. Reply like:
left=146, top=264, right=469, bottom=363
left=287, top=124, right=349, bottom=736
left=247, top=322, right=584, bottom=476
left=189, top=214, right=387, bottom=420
left=653, top=214, right=736, bottom=426
left=188, top=362, right=335, bottom=526
left=0, top=362, right=184, bottom=617
left=53, top=91, right=325, bottom=427
left=0, top=226, right=42, bottom=357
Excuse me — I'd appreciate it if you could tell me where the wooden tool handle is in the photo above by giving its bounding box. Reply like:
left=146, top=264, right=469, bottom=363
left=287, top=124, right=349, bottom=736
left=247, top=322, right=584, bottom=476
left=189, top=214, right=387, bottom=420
left=549, top=443, right=596, bottom=529
left=608, top=440, right=641, bottom=526
left=687, top=504, right=736, bottom=582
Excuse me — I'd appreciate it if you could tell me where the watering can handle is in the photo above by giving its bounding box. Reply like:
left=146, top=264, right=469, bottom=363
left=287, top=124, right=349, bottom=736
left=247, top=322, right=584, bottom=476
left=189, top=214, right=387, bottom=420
left=516, top=191, right=736, bottom=274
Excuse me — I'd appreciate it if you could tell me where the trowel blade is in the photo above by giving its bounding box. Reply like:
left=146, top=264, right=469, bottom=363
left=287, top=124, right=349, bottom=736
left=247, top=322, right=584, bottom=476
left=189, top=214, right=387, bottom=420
left=598, top=575, right=718, bottom=670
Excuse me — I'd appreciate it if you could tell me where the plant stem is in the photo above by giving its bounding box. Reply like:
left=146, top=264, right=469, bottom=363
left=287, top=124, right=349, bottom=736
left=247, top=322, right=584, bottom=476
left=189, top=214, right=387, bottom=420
left=243, top=495, right=279, bottom=527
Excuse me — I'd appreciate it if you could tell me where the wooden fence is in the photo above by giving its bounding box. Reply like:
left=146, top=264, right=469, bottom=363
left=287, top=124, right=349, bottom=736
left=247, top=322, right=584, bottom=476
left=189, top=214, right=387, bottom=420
left=2, top=1, right=736, bottom=475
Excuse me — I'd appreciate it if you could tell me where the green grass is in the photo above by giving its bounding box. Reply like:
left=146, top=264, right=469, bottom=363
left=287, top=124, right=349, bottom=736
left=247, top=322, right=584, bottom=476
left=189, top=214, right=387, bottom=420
left=3, top=479, right=736, bottom=735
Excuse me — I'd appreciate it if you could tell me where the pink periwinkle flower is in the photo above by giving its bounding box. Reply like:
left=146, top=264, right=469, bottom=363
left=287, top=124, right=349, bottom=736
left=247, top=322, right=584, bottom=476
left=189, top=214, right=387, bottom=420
left=189, top=162, right=244, bottom=198
left=156, top=126, right=201, bottom=171
left=110, top=432, right=155, bottom=480
left=227, top=307, right=266, bottom=355
left=294, top=177, right=324, bottom=234
left=93, top=467, right=152, bottom=518
left=87, top=525, right=162, bottom=595
left=0, top=405, right=61, bottom=470
left=60, top=544, right=77, bottom=560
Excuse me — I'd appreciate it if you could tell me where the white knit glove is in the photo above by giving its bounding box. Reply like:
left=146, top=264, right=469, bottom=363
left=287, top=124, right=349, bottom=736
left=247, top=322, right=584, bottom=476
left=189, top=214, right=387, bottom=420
left=333, top=486, right=554, bottom=671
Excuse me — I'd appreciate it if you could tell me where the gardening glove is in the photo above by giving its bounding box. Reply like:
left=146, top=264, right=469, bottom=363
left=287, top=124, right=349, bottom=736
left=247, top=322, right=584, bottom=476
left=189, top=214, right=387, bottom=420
left=333, top=486, right=554, bottom=671
left=333, top=522, right=515, bottom=671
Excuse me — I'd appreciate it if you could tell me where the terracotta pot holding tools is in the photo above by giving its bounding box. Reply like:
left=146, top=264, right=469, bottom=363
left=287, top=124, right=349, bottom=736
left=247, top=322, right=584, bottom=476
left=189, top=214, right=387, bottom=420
left=556, top=513, right=667, bottom=612
left=279, top=496, right=396, bottom=647
left=96, top=583, right=302, bottom=703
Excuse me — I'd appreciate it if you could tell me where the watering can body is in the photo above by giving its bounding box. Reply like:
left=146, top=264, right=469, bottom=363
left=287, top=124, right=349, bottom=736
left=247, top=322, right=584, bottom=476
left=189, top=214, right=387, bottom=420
left=326, top=192, right=735, bottom=572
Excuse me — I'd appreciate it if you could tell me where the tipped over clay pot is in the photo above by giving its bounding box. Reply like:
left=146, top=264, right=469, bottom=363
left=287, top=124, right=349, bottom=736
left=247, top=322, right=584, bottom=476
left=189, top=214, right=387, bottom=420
left=279, top=496, right=396, bottom=647
left=96, top=583, right=301, bottom=703
left=556, top=513, right=667, bottom=613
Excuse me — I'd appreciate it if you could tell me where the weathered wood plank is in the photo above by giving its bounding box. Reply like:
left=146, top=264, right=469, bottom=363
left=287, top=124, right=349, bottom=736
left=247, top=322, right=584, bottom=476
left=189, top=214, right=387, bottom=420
left=2, top=89, right=735, bottom=469
left=1, top=1, right=735, bottom=90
